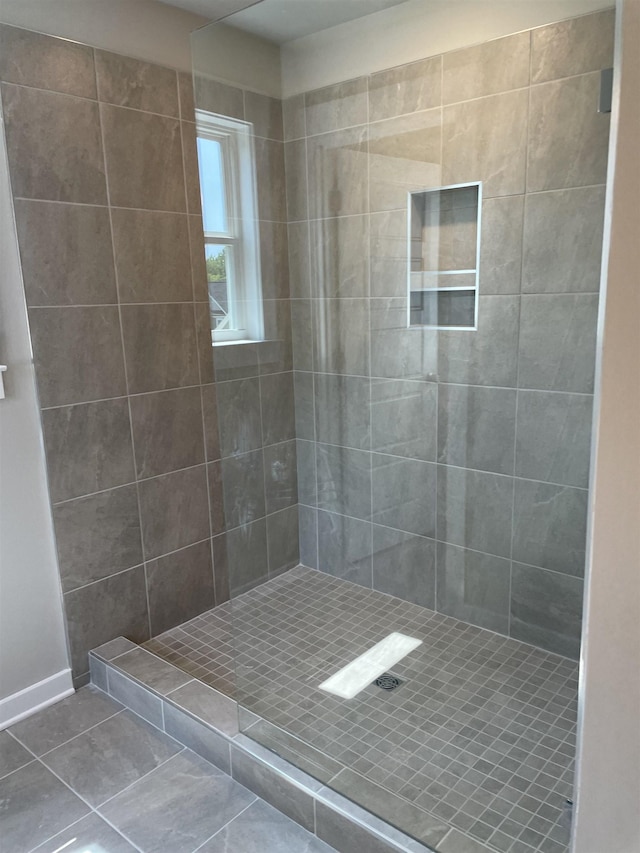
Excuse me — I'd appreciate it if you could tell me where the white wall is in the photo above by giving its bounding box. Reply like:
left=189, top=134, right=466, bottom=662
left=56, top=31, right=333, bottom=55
left=0, top=111, right=72, bottom=726
left=572, top=0, right=640, bottom=850
left=0, top=0, right=207, bottom=71
left=281, top=0, right=613, bottom=95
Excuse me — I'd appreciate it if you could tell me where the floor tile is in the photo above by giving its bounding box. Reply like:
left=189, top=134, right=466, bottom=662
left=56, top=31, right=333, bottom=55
left=0, top=761, right=89, bottom=853
left=8, top=686, right=122, bottom=755
left=30, top=812, right=137, bottom=852
left=200, top=798, right=334, bottom=852
left=0, top=730, right=33, bottom=778
left=99, top=749, right=256, bottom=852
left=41, top=709, right=182, bottom=806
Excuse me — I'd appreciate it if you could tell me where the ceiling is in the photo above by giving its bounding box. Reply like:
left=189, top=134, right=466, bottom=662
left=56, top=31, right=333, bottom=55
left=159, top=0, right=412, bottom=43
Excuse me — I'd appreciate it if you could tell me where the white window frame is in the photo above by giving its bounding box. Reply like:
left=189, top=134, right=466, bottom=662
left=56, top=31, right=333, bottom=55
left=196, top=109, right=263, bottom=344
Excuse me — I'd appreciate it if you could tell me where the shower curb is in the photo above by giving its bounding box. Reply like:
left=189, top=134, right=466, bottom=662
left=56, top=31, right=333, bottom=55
left=89, top=638, right=494, bottom=853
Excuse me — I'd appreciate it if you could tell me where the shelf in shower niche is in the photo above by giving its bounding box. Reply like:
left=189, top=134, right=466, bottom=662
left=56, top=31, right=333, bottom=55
left=408, top=181, right=481, bottom=330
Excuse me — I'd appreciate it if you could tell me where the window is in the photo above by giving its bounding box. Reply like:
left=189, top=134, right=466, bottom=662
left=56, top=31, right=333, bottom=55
left=196, top=110, right=263, bottom=343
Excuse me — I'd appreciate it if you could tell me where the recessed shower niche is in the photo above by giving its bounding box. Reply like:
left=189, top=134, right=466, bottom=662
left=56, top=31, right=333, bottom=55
left=408, top=182, right=481, bottom=329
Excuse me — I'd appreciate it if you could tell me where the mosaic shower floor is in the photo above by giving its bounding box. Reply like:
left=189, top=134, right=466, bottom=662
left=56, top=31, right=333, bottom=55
left=145, top=566, right=577, bottom=853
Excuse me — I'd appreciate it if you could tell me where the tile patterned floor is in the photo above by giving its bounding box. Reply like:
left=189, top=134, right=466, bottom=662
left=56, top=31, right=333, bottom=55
left=145, top=566, right=578, bottom=853
left=0, top=686, right=334, bottom=853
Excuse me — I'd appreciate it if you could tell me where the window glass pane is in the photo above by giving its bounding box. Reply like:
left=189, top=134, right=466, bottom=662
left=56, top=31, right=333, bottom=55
left=206, top=244, right=232, bottom=330
left=198, top=137, right=228, bottom=234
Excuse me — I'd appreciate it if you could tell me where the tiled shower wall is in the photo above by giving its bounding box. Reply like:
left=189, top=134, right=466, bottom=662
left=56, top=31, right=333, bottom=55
left=0, top=23, right=294, bottom=683
left=287, top=9, right=614, bottom=659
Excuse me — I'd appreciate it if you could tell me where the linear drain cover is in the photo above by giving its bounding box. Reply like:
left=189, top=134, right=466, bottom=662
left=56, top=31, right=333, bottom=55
left=374, top=673, right=401, bottom=690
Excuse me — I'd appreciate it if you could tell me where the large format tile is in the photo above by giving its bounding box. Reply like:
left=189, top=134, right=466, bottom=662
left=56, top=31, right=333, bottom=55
left=260, top=371, right=296, bottom=445
left=372, top=454, right=437, bottom=537
left=296, top=438, right=317, bottom=506
left=14, top=200, right=116, bottom=306
left=2, top=83, right=106, bottom=203
left=368, top=108, right=441, bottom=212
left=147, top=540, right=215, bottom=634
left=95, top=51, right=179, bottom=116
left=317, top=510, right=373, bottom=588
left=53, top=484, right=143, bottom=592
left=0, top=24, right=96, bottom=97
left=478, top=195, right=524, bottom=295
left=137, top=465, right=210, bottom=559
left=438, top=384, right=517, bottom=475
left=64, top=566, right=150, bottom=676
left=200, top=798, right=333, bottom=853
left=512, top=480, right=588, bottom=577
left=111, top=208, right=192, bottom=303
left=120, top=303, right=199, bottom=394
left=0, top=761, right=89, bottom=853
left=221, top=449, right=266, bottom=528
left=283, top=93, right=306, bottom=141
left=443, top=32, right=530, bottom=103
left=100, top=750, right=255, bottom=852
left=370, top=298, right=438, bottom=381
left=167, top=679, right=238, bottom=736
left=288, top=221, right=311, bottom=297
left=267, top=505, right=300, bottom=575
left=371, top=378, right=437, bottom=462
left=264, top=440, right=298, bottom=514
left=515, top=390, right=593, bottom=488
left=216, top=377, right=262, bottom=457
left=369, top=55, right=441, bottom=122
left=31, top=812, right=138, bottom=853
left=43, top=399, right=135, bottom=503
left=372, top=525, right=436, bottom=608
left=130, top=386, right=205, bottom=478
left=518, top=293, right=598, bottom=393
left=42, top=709, right=182, bottom=806
left=107, top=668, right=164, bottom=728
left=316, top=443, right=372, bottom=521
left=437, top=466, right=513, bottom=558
left=370, top=209, right=408, bottom=298
left=162, top=702, right=231, bottom=773
left=315, top=373, right=371, bottom=451
left=245, top=91, right=283, bottom=141
left=0, top=731, right=32, bottom=778
left=260, top=220, right=290, bottom=300
left=284, top=138, right=308, bottom=222
left=255, top=137, right=286, bottom=222
left=522, top=186, right=606, bottom=294
left=110, top=647, right=192, bottom=695
left=442, top=90, right=528, bottom=197
left=313, top=298, right=370, bottom=376
left=307, top=125, right=368, bottom=218
left=309, top=214, right=370, bottom=298
left=261, top=298, right=294, bottom=375
left=226, top=518, right=269, bottom=596
left=101, top=103, right=185, bottom=210
left=437, top=295, right=520, bottom=387
left=510, top=563, right=583, bottom=658
left=299, top=505, right=318, bottom=568
left=436, top=542, right=510, bottom=634
left=527, top=73, right=610, bottom=192
left=193, top=75, right=244, bottom=118
left=306, top=77, right=367, bottom=136
left=531, top=9, right=615, bottom=84
left=29, top=306, right=126, bottom=407
left=9, top=686, right=122, bottom=755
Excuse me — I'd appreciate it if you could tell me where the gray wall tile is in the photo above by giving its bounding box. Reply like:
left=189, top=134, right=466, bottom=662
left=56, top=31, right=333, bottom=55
left=370, top=209, right=408, bottom=298
left=194, top=75, right=244, bottom=118
left=178, top=71, right=195, bottom=120
left=288, top=221, right=311, bottom=297
left=138, top=465, right=210, bottom=559
left=15, top=200, right=116, bottom=306
left=64, top=566, right=150, bottom=676
left=306, top=77, right=368, bottom=136
left=2, top=83, right=106, bottom=203
left=294, top=371, right=315, bottom=440
left=522, top=186, right=606, bottom=293
left=372, top=454, right=437, bottom=537
left=307, top=126, right=368, bottom=218
left=163, top=701, right=230, bottom=773
left=245, top=90, right=284, bottom=141
left=222, top=449, right=266, bottom=529
left=181, top=119, right=202, bottom=216
left=111, top=209, right=192, bottom=303
left=296, top=439, right=317, bottom=507
left=443, top=32, right=530, bottom=103
left=120, top=304, right=199, bottom=394
left=146, top=540, right=215, bottom=635
left=317, top=443, right=372, bottom=520
left=107, top=668, right=164, bottom=728
left=298, top=505, right=318, bottom=568
left=531, top=9, right=615, bottom=84
left=43, top=399, right=135, bottom=503
left=479, top=195, right=524, bottom=295
left=95, top=51, right=178, bottom=116
left=260, top=220, right=290, bottom=300
left=255, top=138, right=286, bottom=221
left=371, top=378, right=437, bottom=462
left=260, top=371, right=296, bottom=445
left=318, top=510, right=372, bottom=588
left=515, top=390, right=593, bottom=487
left=264, top=440, right=298, bottom=514
left=101, top=103, right=185, bottom=210
left=438, top=384, right=517, bottom=475
left=207, top=461, right=225, bottom=536
left=527, top=73, right=610, bottom=192
left=0, top=24, right=96, bottom=97
left=226, top=518, right=269, bottom=596
left=216, top=378, right=262, bottom=456
left=370, top=298, right=438, bottom=381
left=283, top=93, right=306, bottom=141
left=130, top=386, right=205, bottom=479
left=29, top=306, right=126, bottom=407
left=436, top=542, right=510, bottom=633
left=372, top=525, right=436, bottom=608
left=53, top=485, right=143, bottom=592
left=284, top=139, right=308, bottom=222
left=310, top=215, right=370, bottom=297
left=437, top=466, right=513, bottom=558
left=202, top=384, right=221, bottom=461
left=512, top=480, right=588, bottom=577
left=510, top=563, right=583, bottom=658
left=518, top=293, right=599, bottom=393
left=369, top=55, right=441, bottom=122
left=442, top=90, right=528, bottom=197
left=315, top=373, right=371, bottom=450
left=313, top=298, right=370, bottom=376
left=291, top=299, right=314, bottom=372
left=267, top=505, right=300, bottom=576
left=261, top=299, right=294, bottom=374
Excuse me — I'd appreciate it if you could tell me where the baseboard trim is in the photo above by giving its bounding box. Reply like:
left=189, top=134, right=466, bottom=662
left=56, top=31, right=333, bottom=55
left=0, top=669, right=74, bottom=730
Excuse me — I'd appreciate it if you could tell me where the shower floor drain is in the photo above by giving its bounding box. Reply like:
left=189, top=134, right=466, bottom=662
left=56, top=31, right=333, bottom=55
left=374, top=673, right=402, bottom=690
